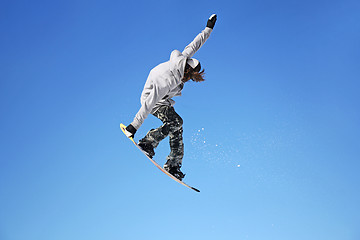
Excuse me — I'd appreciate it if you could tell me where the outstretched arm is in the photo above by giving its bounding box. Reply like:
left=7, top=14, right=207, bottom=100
left=182, top=14, right=217, bottom=58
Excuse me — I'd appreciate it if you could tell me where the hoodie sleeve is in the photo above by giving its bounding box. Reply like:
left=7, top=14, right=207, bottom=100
left=130, top=80, right=169, bottom=130
left=182, top=27, right=213, bottom=58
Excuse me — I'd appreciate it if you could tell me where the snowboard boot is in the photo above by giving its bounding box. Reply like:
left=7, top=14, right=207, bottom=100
left=138, top=142, right=155, bottom=159
left=164, top=164, right=185, bottom=181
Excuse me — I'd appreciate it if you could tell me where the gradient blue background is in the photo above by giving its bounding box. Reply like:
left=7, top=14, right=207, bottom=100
left=1, top=0, right=359, bottom=239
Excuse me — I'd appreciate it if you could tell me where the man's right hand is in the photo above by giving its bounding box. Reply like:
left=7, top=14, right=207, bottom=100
left=207, top=14, right=217, bottom=29
left=125, top=124, right=137, bottom=138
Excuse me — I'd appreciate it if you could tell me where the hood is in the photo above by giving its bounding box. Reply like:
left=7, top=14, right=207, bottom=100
left=169, top=50, right=187, bottom=85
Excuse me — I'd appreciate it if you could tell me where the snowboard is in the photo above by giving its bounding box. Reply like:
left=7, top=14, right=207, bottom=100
left=120, top=123, right=200, bottom=192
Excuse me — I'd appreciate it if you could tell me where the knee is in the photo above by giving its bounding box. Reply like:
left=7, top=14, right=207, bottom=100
left=169, top=116, right=183, bottom=132
left=177, top=116, right=183, bottom=127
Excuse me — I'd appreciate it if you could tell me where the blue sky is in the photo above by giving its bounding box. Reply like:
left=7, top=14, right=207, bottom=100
left=1, top=0, right=360, bottom=239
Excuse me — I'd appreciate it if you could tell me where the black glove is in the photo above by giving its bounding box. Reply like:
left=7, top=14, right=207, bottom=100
left=125, top=124, right=137, bottom=138
left=206, top=14, right=217, bottom=29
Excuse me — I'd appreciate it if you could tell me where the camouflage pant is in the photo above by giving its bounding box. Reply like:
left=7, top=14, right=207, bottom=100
left=139, top=105, right=184, bottom=167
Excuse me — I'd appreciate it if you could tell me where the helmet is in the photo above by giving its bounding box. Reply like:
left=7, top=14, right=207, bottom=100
left=187, top=58, right=201, bottom=72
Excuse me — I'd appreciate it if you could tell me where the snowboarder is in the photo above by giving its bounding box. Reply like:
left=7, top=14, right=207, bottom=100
left=123, top=14, right=217, bottom=180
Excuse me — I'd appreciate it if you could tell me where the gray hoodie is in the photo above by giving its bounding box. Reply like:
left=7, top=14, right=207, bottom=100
left=131, top=27, right=213, bottom=130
